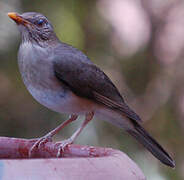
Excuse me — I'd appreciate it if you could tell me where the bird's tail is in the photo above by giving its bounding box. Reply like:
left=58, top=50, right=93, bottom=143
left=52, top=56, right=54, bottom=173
left=127, top=121, right=175, bottom=168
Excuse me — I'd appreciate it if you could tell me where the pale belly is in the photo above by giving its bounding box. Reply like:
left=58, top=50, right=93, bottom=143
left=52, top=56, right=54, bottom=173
left=26, top=84, right=96, bottom=115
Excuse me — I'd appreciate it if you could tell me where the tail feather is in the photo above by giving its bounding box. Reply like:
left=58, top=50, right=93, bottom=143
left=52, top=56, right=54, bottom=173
left=127, top=122, right=175, bottom=168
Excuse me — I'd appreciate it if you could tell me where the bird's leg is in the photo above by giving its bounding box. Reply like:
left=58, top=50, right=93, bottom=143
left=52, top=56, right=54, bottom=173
left=29, top=114, right=78, bottom=157
left=56, top=112, right=94, bottom=157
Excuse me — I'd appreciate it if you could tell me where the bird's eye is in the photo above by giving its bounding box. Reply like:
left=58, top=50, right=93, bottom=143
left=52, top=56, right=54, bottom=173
left=37, top=19, right=44, bottom=26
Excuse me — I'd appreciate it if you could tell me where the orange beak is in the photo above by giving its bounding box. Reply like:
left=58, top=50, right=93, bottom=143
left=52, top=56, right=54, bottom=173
left=8, top=12, right=30, bottom=25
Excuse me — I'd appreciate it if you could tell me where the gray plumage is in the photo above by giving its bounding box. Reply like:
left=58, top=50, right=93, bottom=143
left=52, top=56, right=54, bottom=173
left=53, top=43, right=141, bottom=122
left=9, top=12, right=175, bottom=168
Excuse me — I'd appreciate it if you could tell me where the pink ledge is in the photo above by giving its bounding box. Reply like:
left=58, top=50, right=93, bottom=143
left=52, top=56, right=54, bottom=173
left=0, top=137, right=146, bottom=180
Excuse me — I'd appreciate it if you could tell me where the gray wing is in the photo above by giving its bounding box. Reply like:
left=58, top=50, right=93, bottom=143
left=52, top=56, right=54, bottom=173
left=53, top=44, right=141, bottom=122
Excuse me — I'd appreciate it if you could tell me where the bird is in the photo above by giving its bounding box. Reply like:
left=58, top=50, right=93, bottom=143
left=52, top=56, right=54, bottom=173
left=8, top=12, right=175, bottom=167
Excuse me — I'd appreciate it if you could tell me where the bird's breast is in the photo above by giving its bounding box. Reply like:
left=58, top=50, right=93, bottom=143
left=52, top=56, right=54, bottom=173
left=17, top=42, right=96, bottom=114
left=18, top=43, right=57, bottom=89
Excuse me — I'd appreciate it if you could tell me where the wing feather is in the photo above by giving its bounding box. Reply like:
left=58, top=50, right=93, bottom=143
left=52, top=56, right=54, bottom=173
left=93, top=92, right=141, bottom=122
left=53, top=45, right=141, bottom=122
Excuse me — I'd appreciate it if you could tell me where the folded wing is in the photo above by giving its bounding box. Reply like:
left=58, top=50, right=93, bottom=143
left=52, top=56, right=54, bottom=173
left=53, top=50, right=141, bottom=123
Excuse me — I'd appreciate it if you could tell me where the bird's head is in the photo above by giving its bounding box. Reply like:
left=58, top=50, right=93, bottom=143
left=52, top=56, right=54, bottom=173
left=8, top=12, right=58, bottom=46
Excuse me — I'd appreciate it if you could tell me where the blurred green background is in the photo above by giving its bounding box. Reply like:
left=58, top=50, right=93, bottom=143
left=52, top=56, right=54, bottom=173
left=0, top=0, right=183, bottom=179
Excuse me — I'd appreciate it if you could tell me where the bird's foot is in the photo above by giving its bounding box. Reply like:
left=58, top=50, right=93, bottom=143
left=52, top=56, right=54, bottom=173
left=56, top=138, right=74, bottom=157
left=29, top=134, right=52, bottom=157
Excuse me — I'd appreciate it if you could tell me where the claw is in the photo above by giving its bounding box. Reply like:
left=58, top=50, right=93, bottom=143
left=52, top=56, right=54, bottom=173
left=28, top=115, right=78, bottom=158
left=38, top=136, right=52, bottom=149
left=29, top=135, right=52, bottom=157
left=56, top=138, right=73, bottom=157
